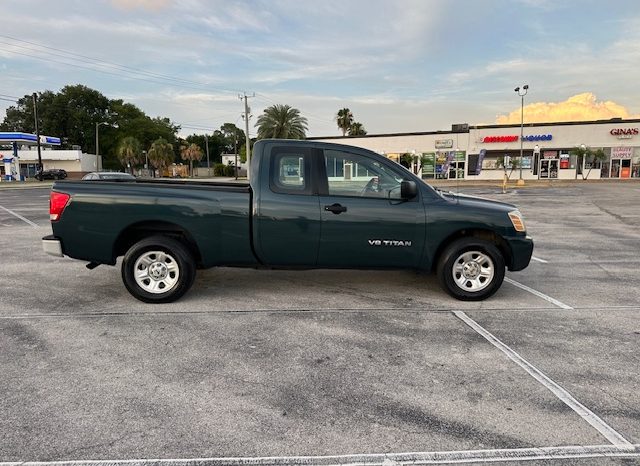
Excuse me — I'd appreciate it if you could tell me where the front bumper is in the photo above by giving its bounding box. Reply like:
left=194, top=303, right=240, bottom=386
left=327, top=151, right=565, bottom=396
left=42, top=234, right=63, bottom=257
left=506, top=235, right=534, bottom=271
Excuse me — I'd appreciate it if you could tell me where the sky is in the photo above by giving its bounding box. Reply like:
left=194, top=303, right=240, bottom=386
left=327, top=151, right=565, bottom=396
left=1, top=0, right=639, bottom=138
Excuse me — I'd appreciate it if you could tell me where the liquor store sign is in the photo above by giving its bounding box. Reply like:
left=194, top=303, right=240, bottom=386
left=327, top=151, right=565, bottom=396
left=482, top=134, right=552, bottom=143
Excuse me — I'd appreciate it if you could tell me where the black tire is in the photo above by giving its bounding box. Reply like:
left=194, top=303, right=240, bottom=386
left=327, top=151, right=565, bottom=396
left=122, top=235, right=196, bottom=303
left=436, top=237, right=505, bottom=301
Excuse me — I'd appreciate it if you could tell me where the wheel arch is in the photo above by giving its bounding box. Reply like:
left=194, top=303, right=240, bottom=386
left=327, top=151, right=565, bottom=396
left=113, top=221, right=203, bottom=267
left=431, top=228, right=512, bottom=272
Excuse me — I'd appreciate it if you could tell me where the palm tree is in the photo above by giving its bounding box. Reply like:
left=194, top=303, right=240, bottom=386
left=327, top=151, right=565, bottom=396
left=570, top=146, right=607, bottom=179
left=116, top=136, right=142, bottom=174
left=348, top=122, right=367, bottom=136
left=336, top=108, right=353, bottom=136
left=147, top=137, right=174, bottom=177
left=180, top=143, right=204, bottom=177
left=256, top=104, right=308, bottom=139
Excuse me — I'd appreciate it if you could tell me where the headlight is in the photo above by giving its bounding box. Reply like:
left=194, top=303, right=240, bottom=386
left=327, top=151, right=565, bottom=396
left=508, top=210, right=526, bottom=232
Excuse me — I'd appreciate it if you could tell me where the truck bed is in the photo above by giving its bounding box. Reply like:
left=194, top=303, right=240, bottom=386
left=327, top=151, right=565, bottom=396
left=50, top=179, right=256, bottom=267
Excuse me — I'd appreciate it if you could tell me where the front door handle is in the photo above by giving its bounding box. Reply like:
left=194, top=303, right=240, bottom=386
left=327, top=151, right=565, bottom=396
left=324, top=203, right=347, bottom=214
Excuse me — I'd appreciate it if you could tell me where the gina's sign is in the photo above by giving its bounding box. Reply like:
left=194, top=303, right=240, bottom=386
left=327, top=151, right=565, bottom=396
left=610, top=128, right=638, bottom=138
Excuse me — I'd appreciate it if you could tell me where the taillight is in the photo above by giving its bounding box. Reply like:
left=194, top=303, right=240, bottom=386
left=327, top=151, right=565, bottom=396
left=50, top=192, right=71, bottom=221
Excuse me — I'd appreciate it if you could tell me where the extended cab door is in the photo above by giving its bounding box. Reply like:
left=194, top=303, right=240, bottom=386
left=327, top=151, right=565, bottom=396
left=254, top=144, right=322, bottom=266
left=317, top=148, right=426, bottom=268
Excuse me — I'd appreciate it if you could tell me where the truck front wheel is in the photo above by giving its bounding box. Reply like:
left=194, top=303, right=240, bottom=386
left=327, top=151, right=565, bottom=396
left=437, top=237, right=505, bottom=301
left=122, top=236, right=196, bottom=303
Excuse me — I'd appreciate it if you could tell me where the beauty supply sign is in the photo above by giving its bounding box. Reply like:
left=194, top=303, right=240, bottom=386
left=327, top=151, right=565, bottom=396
left=611, top=147, right=633, bottom=158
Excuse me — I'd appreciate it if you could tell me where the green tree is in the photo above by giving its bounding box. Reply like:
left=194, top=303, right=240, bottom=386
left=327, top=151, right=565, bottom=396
left=348, top=122, right=367, bottom=136
left=255, top=104, right=308, bottom=139
left=147, top=138, right=174, bottom=177
left=217, top=123, right=245, bottom=153
left=1, top=85, right=111, bottom=152
left=0, top=86, right=180, bottom=170
left=336, top=108, right=353, bottom=136
left=180, top=143, right=204, bottom=177
left=496, top=155, right=521, bottom=180
left=116, top=136, right=142, bottom=173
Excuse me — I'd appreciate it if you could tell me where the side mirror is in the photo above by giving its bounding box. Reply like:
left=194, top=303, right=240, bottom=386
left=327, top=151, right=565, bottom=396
left=400, top=180, right=418, bottom=199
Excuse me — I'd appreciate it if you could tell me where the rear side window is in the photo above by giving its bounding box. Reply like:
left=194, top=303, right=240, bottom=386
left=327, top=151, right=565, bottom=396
left=269, top=147, right=313, bottom=195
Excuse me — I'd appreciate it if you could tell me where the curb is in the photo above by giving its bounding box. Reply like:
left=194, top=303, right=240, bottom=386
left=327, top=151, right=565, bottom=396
left=0, top=182, right=53, bottom=190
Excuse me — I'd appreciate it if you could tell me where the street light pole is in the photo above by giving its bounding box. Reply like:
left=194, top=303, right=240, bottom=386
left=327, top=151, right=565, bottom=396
left=32, top=93, right=43, bottom=171
left=514, top=84, right=529, bottom=186
left=142, top=150, right=148, bottom=177
left=95, top=121, right=109, bottom=171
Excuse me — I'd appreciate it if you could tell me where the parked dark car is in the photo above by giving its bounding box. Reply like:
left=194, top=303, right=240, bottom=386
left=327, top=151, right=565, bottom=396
left=82, top=172, right=136, bottom=181
left=35, top=169, right=67, bottom=181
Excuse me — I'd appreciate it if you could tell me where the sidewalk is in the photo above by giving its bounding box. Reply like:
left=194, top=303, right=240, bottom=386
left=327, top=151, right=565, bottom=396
left=427, top=178, right=640, bottom=189
left=0, top=180, right=53, bottom=189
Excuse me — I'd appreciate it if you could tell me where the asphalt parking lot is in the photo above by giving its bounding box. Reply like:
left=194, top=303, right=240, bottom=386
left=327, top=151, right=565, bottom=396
left=0, top=182, right=639, bottom=465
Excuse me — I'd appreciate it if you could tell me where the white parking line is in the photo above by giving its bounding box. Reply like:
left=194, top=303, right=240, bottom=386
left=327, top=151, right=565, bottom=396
left=0, top=444, right=637, bottom=466
left=454, top=311, right=633, bottom=449
left=531, top=256, right=548, bottom=263
left=504, top=277, right=573, bottom=310
left=0, top=205, right=39, bottom=228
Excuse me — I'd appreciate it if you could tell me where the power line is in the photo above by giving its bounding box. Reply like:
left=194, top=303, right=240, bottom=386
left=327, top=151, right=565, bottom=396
left=0, top=34, right=242, bottom=95
left=0, top=34, right=242, bottom=94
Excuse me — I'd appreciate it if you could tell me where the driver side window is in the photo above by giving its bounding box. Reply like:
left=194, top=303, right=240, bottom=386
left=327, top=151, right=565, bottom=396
left=324, top=149, right=403, bottom=199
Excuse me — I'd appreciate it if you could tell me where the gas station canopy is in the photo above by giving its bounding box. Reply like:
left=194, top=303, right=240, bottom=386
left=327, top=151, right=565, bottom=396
left=0, top=132, right=61, bottom=146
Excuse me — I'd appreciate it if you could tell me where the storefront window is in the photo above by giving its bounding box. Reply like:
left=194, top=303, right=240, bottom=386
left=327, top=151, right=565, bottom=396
left=420, top=152, right=436, bottom=179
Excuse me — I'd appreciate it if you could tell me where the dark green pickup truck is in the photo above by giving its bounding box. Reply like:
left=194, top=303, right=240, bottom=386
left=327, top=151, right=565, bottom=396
left=43, top=139, right=533, bottom=303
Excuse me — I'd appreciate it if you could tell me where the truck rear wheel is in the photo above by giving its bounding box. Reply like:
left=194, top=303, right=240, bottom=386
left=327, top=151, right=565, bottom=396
left=122, top=236, right=196, bottom=303
left=437, top=237, right=505, bottom=301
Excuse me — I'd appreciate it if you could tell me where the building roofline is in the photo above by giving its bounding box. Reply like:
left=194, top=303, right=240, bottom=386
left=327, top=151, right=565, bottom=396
left=308, top=118, right=640, bottom=140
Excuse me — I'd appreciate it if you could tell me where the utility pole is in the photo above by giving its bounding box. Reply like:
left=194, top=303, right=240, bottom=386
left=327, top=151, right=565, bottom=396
left=32, top=93, right=42, bottom=171
left=234, top=138, right=238, bottom=180
left=240, top=93, right=254, bottom=180
left=204, top=134, right=211, bottom=177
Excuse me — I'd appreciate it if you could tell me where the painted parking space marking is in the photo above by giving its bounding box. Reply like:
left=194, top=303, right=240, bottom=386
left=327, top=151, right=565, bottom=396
left=0, top=205, right=39, bottom=228
left=1, top=444, right=637, bottom=466
left=504, top=277, right=573, bottom=310
left=531, top=256, right=548, bottom=263
left=454, top=311, right=633, bottom=448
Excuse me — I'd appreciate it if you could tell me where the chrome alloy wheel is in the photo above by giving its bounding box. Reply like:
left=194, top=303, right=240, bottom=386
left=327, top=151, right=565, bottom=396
left=134, top=250, right=180, bottom=294
left=452, top=250, right=495, bottom=292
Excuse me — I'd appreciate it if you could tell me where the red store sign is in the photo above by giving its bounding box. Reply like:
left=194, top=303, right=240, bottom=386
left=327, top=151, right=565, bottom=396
left=483, top=135, right=518, bottom=143
left=610, top=128, right=638, bottom=137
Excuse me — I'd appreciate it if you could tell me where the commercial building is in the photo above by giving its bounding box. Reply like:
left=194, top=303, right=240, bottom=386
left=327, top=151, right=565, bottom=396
left=0, top=132, right=99, bottom=180
left=310, top=118, right=640, bottom=181
left=2, top=149, right=99, bottom=178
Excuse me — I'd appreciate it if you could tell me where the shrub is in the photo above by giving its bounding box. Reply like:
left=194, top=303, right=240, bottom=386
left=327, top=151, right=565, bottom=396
left=213, top=163, right=226, bottom=176
left=224, top=165, right=236, bottom=177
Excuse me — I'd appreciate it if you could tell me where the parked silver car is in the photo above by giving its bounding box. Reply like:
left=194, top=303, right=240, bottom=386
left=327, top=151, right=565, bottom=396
left=82, top=172, right=136, bottom=181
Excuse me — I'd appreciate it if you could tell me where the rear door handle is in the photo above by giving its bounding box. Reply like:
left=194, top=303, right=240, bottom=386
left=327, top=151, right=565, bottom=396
left=324, top=203, right=347, bottom=214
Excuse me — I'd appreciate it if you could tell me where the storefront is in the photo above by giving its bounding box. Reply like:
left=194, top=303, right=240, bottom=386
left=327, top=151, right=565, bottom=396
left=309, top=118, right=640, bottom=182
left=607, top=146, right=634, bottom=178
